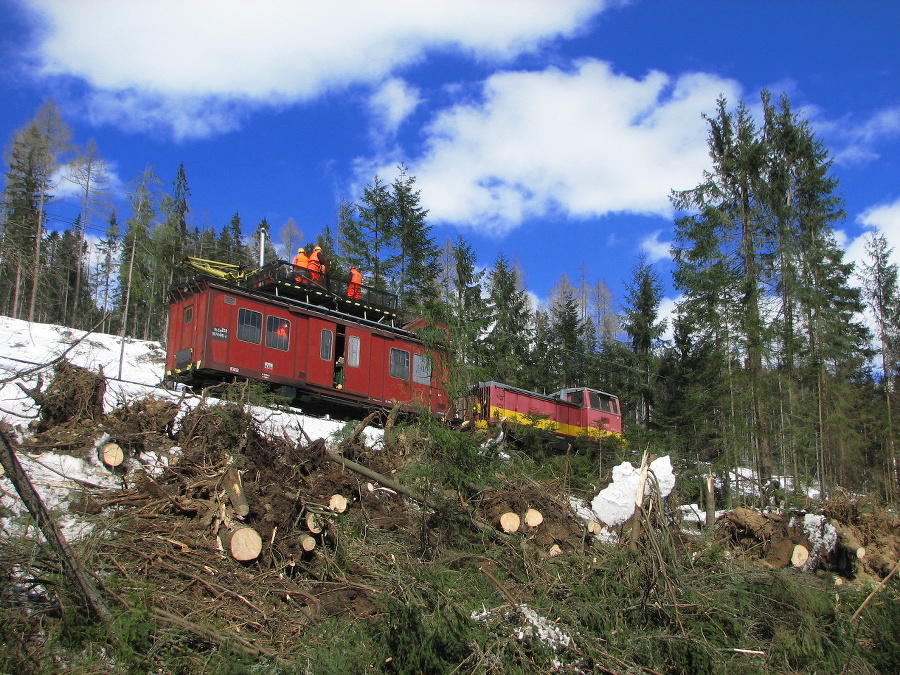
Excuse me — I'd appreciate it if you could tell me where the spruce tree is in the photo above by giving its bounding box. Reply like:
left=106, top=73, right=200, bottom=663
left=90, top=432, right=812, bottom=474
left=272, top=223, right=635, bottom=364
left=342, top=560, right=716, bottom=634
left=548, top=281, right=594, bottom=390
left=117, top=167, right=161, bottom=341
left=434, top=236, right=489, bottom=399
left=393, top=167, right=440, bottom=314
left=484, top=253, right=532, bottom=388
left=0, top=100, right=72, bottom=321
left=338, top=177, right=399, bottom=291
left=218, top=212, right=251, bottom=266
left=672, top=90, right=871, bottom=495
left=620, top=257, right=667, bottom=427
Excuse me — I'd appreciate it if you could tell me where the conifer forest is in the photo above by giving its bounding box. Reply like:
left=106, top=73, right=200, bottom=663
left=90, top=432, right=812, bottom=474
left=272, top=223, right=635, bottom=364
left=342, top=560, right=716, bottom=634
left=2, top=91, right=899, bottom=505
left=6, top=90, right=900, bottom=675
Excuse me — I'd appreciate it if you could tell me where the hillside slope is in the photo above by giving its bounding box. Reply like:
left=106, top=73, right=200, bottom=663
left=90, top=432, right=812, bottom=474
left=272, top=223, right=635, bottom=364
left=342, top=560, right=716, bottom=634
left=1, top=317, right=899, bottom=674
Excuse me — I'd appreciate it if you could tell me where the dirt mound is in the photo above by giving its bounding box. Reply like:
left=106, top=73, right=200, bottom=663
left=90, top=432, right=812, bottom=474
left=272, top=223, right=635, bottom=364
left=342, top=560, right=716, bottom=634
left=473, top=478, right=586, bottom=551
left=718, top=500, right=900, bottom=580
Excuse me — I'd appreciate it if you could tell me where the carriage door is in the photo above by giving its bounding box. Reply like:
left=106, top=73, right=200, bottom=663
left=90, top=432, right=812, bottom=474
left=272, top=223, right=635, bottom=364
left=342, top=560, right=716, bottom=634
left=341, top=328, right=366, bottom=394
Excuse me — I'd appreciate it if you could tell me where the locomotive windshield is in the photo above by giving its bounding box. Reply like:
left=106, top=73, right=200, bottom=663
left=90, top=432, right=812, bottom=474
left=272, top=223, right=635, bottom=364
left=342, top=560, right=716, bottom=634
left=566, top=388, right=617, bottom=413
left=588, top=391, right=616, bottom=413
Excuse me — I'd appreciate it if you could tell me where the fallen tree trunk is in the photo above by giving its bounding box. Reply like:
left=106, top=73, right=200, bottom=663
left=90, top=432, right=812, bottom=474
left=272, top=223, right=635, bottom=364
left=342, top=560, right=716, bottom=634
left=325, top=449, right=425, bottom=503
left=0, top=429, right=112, bottom=622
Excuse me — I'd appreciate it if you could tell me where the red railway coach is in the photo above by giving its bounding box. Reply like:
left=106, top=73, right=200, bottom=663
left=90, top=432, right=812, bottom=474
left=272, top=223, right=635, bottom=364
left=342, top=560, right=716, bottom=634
left=164, top=274, right=450, bottom=417
left=464, top=381, right=623, bottom=440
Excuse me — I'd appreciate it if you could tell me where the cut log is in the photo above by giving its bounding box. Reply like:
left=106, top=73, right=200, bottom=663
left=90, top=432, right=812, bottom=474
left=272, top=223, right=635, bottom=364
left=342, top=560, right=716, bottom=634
left=791, top=543, right=809, bottom=568
left=499, top=512, right=520, bottom=533
left=223, top=468, right=250, bottom=517
left=328, top=494, right=348, bottom=513
left=100, top=442, right=125, bottom=468
left=524, top=508, right=543, bottom=528
left=299, top=534, right=317, bottom=552
left=221, top=526, right=263, bottom=562
left=306, top=513, right=324, bottom=534
left=834, top=522, right=866, bottom=559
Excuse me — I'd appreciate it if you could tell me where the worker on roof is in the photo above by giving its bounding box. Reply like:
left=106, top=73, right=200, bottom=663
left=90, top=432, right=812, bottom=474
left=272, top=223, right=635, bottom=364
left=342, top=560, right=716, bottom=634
left=292, top=247, right=309, bottom=283
left=347, top=265, right=363, bottom=300
left=308, top=245, right=326, bottom=284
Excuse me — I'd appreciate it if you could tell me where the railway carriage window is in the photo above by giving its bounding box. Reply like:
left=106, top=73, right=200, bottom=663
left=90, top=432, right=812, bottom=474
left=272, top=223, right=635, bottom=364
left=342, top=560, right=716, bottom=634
left=320, top=329, right=333, bottom=360
left=389, top=348, right=410, bottom=380
left=183, top=306, right=193, bottom=324
left=237, top=308, right=262, bottom=344
left=413, top=354, right=431, bottom=385
left=265, top=316, right=290, bottom=351
left=348, top=336, right=360, bottom=368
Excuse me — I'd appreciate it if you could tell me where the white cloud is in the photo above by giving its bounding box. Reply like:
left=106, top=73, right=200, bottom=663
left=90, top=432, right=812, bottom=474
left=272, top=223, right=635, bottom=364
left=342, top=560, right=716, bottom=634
left=368, top=78, right=422, bottom=138
left=657, top=295, right=678, bottom=341
left=843, top=197, right=900, bottom=271
left=639, top=230, right=671, bottom=263
left=54, top=158, right=126, bottom=209
left=404, top=60, right=738, bottom=234
left=22, top=0, right=610, bottom=138
left=818, top=106, right=900, bottom=166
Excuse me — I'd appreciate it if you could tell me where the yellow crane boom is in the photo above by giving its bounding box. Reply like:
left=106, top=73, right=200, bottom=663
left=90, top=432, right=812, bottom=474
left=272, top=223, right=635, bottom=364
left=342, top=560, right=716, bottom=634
left=182, top=257, right=252, bottom=282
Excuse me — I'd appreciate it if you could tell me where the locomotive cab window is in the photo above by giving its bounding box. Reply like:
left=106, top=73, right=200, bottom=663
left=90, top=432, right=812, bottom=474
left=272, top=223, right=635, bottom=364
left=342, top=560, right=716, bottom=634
left=266, top=316, right=290, bottom=351
left=348, top=336, right=361, bottom=368
left=588, top=391, right=614, bottom=413
left=413, top=354, right=431, bottom=386
left=237, top=308, right=262, bottom=344
left=390, top=348, right=410, bottom=380
left=567, top=390, right=584, bottom=406
left=320, top=329, right=333, bottom=360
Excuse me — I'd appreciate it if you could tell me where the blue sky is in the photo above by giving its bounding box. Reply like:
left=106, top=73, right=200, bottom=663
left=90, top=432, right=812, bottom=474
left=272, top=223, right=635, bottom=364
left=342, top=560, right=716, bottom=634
left=1, top=0, right=898, bottom=320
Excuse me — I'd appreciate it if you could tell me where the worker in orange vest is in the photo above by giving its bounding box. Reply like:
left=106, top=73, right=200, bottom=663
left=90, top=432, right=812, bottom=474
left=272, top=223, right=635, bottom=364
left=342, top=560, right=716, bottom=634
left=347, top=265, right=363, bottom=300
left=292, top=247, right=309, bottom=282
left=308, top=246, right=326, bottom=284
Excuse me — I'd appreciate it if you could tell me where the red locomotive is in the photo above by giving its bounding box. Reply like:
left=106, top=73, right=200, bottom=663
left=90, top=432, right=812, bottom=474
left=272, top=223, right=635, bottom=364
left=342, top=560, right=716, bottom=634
left=463, top=381, right=622, bottom=439
left=164, top=258, right=622, bottom=440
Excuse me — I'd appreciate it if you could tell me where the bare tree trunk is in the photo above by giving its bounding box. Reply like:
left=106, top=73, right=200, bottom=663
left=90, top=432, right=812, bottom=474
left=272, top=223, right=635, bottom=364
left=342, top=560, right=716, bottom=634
left=27, top=190, right=46, bottom=323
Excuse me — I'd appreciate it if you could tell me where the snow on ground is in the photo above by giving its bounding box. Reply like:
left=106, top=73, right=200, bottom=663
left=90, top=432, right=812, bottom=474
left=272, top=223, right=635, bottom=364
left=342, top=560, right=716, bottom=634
left=0, top=316, right=378, bottom=540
